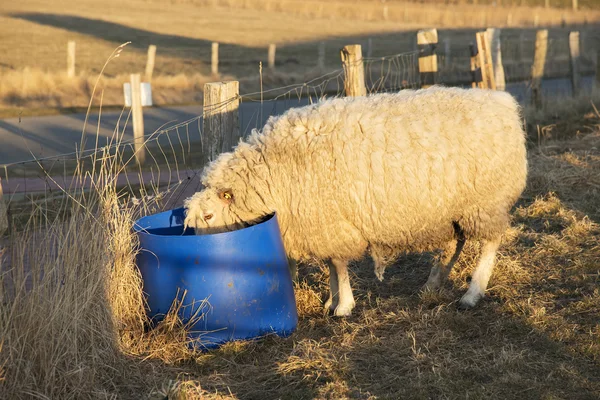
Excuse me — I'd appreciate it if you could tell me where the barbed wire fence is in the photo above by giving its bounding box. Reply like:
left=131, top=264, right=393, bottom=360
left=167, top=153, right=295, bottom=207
left=0, top=48, right=420, bottom=229
left=1, top=25, right=598, bottom=230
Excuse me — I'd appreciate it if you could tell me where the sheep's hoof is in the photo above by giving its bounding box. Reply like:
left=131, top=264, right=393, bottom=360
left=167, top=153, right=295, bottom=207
left=333, top=302, right=355, bottom=317
left=458, top=291, right=483, bottom=310
left=422, top=269, right=443, bottom=291
left=323, top=297, right=336, bottom=313
left=421, top=281, right=440, bottom=293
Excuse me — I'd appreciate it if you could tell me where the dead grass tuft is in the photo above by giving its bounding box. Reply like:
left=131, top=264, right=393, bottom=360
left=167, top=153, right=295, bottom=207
left=0, top=91, right=202, bottom=398
left=0, top=68, right=222, bottom=109
left=524, top=90, right=600, bottom=144
left=294, top=281, right=326, bottom=318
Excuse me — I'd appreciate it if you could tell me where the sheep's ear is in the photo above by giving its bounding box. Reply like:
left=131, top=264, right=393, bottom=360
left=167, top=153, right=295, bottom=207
left=218, top=190, right=234, bottom=204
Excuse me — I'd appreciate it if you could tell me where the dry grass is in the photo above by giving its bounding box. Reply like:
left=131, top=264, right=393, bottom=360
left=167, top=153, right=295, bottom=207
left=1, top=126, right=599, bottom=398
left=0, top=139, right=221, bottom=398
left=524, top=89, right=600, bottom=142
left=2, top=55, right=600, bottom=398
left=303, top=0, right=600, bottom=9
left=0, top=68, right=219, bottom=109
left=0, top=177, right=139, bottom=397
left=164, top=0, right=600, bottom=27
left=0, top=65, right=339, bottom=112
left=168, top=128, right=600, bottom=399
left=1, top=0, right=598, bottom=114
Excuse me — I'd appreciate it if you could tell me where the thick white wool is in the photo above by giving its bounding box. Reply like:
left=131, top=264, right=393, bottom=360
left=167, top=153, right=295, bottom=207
left=186, top=86, right=528, bottom=268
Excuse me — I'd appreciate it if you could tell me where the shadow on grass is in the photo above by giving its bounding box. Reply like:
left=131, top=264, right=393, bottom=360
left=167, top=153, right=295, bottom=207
left=181, top=240, right=600, bottom=399
left=9, top=11, right=600, bottom=80
left=180, top=143, right=600, bottom=398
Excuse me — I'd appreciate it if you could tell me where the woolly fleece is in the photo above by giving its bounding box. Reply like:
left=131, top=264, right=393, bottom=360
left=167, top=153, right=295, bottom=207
left=185, top=85, right=527, bottom=274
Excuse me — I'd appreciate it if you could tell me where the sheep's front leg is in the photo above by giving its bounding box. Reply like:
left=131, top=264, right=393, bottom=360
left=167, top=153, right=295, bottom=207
left=459, top=237, right=501, bottom=309
left=329, top=259, right=355, bottom=317
left=423, top=238, right=465, bottom=291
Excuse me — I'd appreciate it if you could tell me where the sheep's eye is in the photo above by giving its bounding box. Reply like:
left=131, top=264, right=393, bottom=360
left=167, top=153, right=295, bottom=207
left=220, top=191, right=233, bottom=201
left=204, top=214, right=213, bottom=221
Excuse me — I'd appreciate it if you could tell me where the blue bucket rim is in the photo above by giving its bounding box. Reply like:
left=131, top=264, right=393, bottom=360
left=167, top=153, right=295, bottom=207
left=133, top=208, right=278, bottom=238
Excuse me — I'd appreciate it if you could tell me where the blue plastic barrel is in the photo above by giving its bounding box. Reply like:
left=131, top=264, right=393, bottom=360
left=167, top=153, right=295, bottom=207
left=133, top=207, right=298, bottom=349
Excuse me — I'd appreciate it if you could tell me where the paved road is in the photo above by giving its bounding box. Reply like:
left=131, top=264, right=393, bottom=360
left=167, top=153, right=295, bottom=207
left=0, top=76, right=592, bottom=167
left=0, top=98, right=312, bottom=166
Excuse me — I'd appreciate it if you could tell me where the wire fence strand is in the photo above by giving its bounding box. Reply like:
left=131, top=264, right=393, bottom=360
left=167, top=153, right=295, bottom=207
left=1, top=38, right=596, bottom=225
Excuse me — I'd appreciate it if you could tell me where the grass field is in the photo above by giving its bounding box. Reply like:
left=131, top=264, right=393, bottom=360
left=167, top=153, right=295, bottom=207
left=294, top=0, right=600, bottom=9
left=0, top=0, right=598, bottom=115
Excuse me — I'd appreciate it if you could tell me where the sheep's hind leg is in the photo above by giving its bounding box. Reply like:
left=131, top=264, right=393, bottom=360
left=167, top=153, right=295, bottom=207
left=324, top=261, right=339, bottom=313
left=325, top=259, right=355, bottom=317
left=459, top=237, right=501, bottom=309
left=422, top=238, right=465, bottom=291
left=287, top=258, right=298, bottom=282
left=373, top=255, right=387, bottom=282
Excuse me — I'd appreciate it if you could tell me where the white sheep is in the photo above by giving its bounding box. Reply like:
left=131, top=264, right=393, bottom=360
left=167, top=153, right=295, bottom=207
left=184, top=86, right=528, bottom=316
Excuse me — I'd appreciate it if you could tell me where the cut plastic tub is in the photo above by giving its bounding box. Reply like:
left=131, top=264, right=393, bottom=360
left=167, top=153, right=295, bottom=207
left=133, top=207, right=298, bottom=349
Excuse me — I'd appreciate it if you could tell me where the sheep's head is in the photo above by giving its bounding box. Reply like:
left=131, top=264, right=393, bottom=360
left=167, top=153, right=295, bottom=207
left=185, top=145, right=272, bottom=235
left=184, top=186, right=267, bottom=235
left=183, top=187, right=237, bottom=234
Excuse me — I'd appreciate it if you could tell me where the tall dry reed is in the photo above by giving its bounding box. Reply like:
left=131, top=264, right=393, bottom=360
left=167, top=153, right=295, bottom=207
left=0, top=44, right=202, bottom=399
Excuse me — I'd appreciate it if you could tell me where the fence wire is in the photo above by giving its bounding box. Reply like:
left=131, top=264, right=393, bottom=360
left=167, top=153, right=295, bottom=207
left=364, top=51, right=421, bottom=94
left=1, top=54, right=411, bottom=224
left=1, top=32, right=598, bottom=226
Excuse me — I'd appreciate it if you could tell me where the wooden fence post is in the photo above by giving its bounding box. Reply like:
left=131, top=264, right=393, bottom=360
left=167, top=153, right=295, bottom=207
left=318, top=42, right=325, bottom=68
left=268, top=44, right=276, bottom=70
left=469, top=42, right=482, bottom=88
left=145, top=45, right=157, bottom=82
left=417, top=28, right=438, bottom=89
left=470, top=43, right=483, bottom=89
left=486, top=28, right=505, bottom=90
left=130, top=74, right=146, bottom=166
left=340, top=44, right=366, bottom=97
left=67, top=41, right=76, bottom=78
left=572, top=0, right=578, bottom=11
left=211, top=42, right=219, bottom=76
left=569, top=31, right=580, bottom=97
left=531, top=29, right=548, bottom=108
left=476, top=32, right=495, bottom=90
left=0, top=177, right=7, bottom=237
left=202, top=81, right=240, bottom=165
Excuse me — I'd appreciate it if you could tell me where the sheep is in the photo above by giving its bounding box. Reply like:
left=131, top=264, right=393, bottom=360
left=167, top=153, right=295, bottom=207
left=184, top=86, right=528, bottom=317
